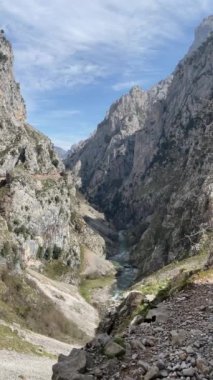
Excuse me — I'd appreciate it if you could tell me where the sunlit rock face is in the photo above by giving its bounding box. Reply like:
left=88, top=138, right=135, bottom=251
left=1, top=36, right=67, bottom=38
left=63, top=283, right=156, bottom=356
left=0, top=32, right=106, bottom=281
left=0, top=31, right=64, bottom=176
left=66, top=78, right=172, bottom=213
left=66, top=17, right=213, bottom=277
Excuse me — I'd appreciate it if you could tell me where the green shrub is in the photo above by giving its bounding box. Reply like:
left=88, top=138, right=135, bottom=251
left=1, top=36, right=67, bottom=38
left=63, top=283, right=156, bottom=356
left=55, top=195, right=60, bottom=203
left=44, top=247, right=52, bottom=260
left=52, top=245, right=62, bottom=260
left=36, top=246, right=44, bottom=260
left=52, top=159, right=59, bottom=168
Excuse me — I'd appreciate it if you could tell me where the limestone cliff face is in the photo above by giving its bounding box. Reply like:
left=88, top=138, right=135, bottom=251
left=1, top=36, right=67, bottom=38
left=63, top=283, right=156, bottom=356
left=121, top=34, right=213, bottom=275
left=66, top=79, right=172, bottom=214
left=0, top=31, right=63, bottom=175
left=67, top=17, right=213, bottom=277
left=0, top=31, right=106, bottom=282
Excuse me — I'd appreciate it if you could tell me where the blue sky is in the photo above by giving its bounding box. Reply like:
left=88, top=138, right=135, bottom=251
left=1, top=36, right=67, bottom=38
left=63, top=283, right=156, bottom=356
left=0, top=1, right=212, bottom=149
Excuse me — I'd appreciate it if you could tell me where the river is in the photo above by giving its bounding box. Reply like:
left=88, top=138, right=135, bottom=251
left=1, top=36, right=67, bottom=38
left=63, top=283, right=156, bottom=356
left=111, top=230, right=138, bottom=299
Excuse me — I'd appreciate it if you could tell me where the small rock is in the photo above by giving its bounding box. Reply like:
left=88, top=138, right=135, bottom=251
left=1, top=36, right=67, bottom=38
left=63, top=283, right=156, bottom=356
left=182, top=367, right=195, bottom=377
left=157, top=360, right=165, bottom=370
left=185, top=346, right=194, bottom=354
left=138, top=360, right=150, bottom=373
left=90, top=333, right=110, bottom=348
left=179, top=352, right=188, bottom=361
left=142, top=337, right=156, bottom=347
left=132, top=353, right=138, bottom=360
left=130, top=339, right=146, bottom=350
left=196, top=357, right=209, bottom=374
left=160, top=370, right=168, bottom=377
left=170, top=330, right=186, bottom=346
left=144, top=365, right=160, bottom=380
left=130, top=315, right=144, bottom=326
left=104, top=340, right=125, bottom=358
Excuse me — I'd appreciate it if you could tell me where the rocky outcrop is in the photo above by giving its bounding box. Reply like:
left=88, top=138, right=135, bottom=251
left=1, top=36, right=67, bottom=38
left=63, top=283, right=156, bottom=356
left=66, top=17, right=213, bottom=278
left=188, top=15, right=213, bottom=54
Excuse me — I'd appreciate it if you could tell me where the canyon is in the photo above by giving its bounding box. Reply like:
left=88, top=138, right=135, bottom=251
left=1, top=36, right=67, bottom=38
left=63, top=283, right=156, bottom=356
left=0, top=15, right=212, bottom=380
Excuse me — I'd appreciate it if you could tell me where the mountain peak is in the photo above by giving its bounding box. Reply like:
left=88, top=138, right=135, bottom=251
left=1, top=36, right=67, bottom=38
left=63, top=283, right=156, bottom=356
left=129, top=85, right=143, bottom=96
left=188, top=15, right=213, bottom=53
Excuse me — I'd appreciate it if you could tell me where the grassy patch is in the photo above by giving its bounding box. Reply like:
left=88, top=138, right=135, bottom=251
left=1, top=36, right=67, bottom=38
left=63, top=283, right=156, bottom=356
left=41, top=178, right=57, bottom=191
left=79, top=276, right=114, bottom=303
left=43, top=260, right=69, bottom=280
left=191, top=268, right=213, bottom=282
left=134, top=250, right=209, bottom=297
left=0, top=185, right=9, bottom=199
left=0, top=324, right=55, bottom=358
left=113, top=335, right=126, bottom=348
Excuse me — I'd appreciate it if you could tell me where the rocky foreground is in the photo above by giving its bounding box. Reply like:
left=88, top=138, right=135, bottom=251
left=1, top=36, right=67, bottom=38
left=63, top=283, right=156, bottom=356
left=52, top=270, right=213, bottom=380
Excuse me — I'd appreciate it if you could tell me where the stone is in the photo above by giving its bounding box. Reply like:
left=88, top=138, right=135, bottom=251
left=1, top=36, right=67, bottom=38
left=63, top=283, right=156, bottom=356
left=144, top=365, right=160, bottom=380
left=142, top=337, right=156, bottom=347
left=52, top=349, right=88, bottom=380
left=185, top=346, right=194, bottom=354
left=160, top=370, right=169, bottom=377
left=130, top=315, right=144, bottom=326
left=170, top=330, right=186, bottom=346
left=157, top=360, right=166, bottom=370
left=132, top=353, right=138, bottom=360
left=179, top=352, right=188, bottom=361
left=145, top=306, right=169, bottom=323
left=130, top=339, right=146, bottom=351
left=182, top=367, right=195, bottom=377
left=196, top=357, right=210, bottom=374
left=138, top=360, right=150, bottom=372
left=90, top=333, right=110, bottom=348
left=104, top=340, right=126, bottom=358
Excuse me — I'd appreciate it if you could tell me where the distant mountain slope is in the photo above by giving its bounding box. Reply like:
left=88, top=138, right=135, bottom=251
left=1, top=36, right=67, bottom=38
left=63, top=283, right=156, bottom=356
left=54, top=146, right=68, bottom=160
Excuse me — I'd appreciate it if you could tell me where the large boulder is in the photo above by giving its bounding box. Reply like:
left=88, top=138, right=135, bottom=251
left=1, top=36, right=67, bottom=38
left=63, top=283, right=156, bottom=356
left=52, top=349, right=90, bottom=380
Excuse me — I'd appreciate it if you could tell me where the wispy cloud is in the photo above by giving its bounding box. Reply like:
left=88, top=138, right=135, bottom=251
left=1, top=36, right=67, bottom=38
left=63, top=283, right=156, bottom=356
left=0, top=0, right=212, bottom=92
left=0, top=1, right=212, bottom=149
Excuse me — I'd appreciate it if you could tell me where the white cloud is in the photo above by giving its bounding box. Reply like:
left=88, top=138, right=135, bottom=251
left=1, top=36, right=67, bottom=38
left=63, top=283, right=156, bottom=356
left=0, top=0, right=212, bottom=92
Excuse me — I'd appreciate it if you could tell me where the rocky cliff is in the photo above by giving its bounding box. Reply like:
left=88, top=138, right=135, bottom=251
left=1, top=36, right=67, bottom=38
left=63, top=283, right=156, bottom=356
left=66, top=79, right=172, bottom=214
left=66, top=17, right=213, bottom=278
left=0, top=30, right=110, bottom=284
